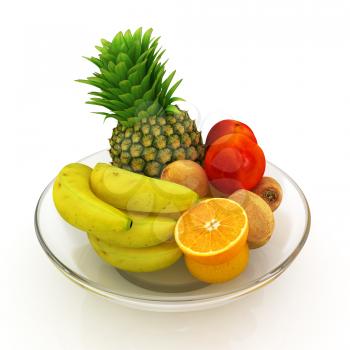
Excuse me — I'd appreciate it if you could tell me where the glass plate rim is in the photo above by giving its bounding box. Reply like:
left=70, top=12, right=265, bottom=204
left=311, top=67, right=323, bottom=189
left=34, top=150, right=311, bottom=306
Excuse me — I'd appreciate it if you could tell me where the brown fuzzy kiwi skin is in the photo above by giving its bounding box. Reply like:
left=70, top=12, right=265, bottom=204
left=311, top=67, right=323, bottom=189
left=252, top=177, right=283, bottom=211
left=229, top=189, right=275, bottom=249
left=248, top=236, right=271, bottom=249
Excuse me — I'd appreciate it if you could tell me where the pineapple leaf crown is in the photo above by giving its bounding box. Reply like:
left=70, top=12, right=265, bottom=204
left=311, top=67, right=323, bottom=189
left=77, top=28, right=184, bottom=127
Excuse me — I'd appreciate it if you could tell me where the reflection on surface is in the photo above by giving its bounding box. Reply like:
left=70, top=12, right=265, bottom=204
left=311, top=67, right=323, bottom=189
left=79, top=290, right=263, bottom=350
left=119, top=257, right=208, bottom=293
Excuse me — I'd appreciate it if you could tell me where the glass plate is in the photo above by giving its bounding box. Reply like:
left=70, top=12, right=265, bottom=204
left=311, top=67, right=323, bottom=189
left=35, top=150, right=310, bottom=312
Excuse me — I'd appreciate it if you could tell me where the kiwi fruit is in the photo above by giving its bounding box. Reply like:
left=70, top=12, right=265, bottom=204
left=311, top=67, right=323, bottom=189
left=161, top=160, right=209, bottom=198
left=252, top=177, right=282, bottom=211
left=229, top=189, right=275, bottom=249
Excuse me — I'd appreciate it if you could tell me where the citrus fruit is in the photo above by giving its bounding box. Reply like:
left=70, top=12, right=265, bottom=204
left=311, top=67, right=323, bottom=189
left=174, top=198, right=248, bottom=264
left=185, top=244, right=249, bottom=283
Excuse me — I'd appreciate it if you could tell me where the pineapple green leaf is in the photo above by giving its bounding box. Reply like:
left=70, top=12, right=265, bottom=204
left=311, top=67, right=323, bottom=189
left=141, top=28, right=153, bottom=52
left=119, top=93, right=135, bottom=105
left=100, top=69, right=119, bottom=86
left=116, top=110, right=133, bottom=120
left=148, top=53, right=166, bottom=79
left=92, top=111, right=117, bottom=120
left=109, top=100, right=128, bottom=110
left=133, top=27, right=143, bottom=42
left=107, top=61, right=115, bottom=71
left=108, top=87, right=123, bottom=96
left=89, top=76, right=113, bottom=88
left=161, top=70, right=176, bottom=94
left=117, top=53, right=133, bottom=68
left=134, top=41, right=142, bottom=61
left=87, top=99, right=119, bottom=110
left=95, top=45, right=106, bottom=54
left=127, top=42, right=137, bottom=65
left=128, top=59, right=147, bottom=77
left=140, top=73, right=151, bottom=93
left=75, top=78, right=91, bottom=85
left=100, top=53, right=116, bottom=63
left=92, top=111, right=110, bottom=115
left=150, top=36, right=161, bottom=49
left=159, top=69, right=174, bottom=104
left=90, top=97, right=127, bottom=111
left=124, top=106, right=137, bottom=116
left=131, top=85, right=143, bottom=99
left=143, top=85, right=156, bottom=102
left=123, top=30, right=133, bottom=48
left=88, top=91, right=116, bottom=100
left=119, top=80, right=132, bottom=93
left=153, top=48, right=166, bottom=64
left=134, top=98, right=147, bottom=110
left=153, top=66, right=166, bottom=90
left=169, top=96, right=185, bottom=104
left=101, top=38, right=111, bottom=47
left=165, top=105, right=181, bottom=114
left=145, top=45, right=159, bottom=62
left=165, top=79, right=182, bottom=104
left=128, top=70, right=141, bottom=86
left=83, top=56, right=103, bottom=68
left=111, top=31, right=124, bottom=55
left=103, top=114, right=117, bottom=122
left=147, top=98, right=161, bottom=115
left=76, top=78, right=110, bottom=90
left=78, top=28, right=184, bottom=125
left=114, top=62, right=128, bottom=81
left=133, top=28, right=142, bottom=57
left=136, top=48, right=152, bottom=64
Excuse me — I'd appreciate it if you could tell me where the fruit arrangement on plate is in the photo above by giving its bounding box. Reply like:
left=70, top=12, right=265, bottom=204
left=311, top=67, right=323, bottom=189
left=53, top=28, right=283, bottom=285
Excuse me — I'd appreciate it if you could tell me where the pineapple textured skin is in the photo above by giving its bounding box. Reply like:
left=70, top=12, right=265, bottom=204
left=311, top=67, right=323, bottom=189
left=110, top=109, right=205, bottom=177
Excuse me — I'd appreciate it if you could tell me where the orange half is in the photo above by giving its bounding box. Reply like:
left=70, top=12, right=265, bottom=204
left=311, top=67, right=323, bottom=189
left=175, top=198, right=248, bottom=264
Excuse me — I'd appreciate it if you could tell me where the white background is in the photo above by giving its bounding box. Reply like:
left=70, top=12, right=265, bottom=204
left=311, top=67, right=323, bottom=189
left=1, top=0, right=350, bottom=349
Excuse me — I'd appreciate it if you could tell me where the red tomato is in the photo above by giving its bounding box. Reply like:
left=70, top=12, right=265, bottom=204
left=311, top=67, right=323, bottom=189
left=204, top=133, right=265, bottom=195
left=206, top=120, right=257, bottom=147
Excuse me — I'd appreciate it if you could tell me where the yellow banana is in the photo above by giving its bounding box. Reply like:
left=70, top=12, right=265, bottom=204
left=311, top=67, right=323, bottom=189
left=100, top=211, right=176, bottom=248
left=90, top=163, right=199, bottom=214
left=53, top=163, right=132, bottom=240
left=89, top=234, right=183, bottom=272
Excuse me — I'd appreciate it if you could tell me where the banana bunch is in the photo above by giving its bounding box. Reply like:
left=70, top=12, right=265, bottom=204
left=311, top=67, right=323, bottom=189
left=53, top=163, right=198, bottom=272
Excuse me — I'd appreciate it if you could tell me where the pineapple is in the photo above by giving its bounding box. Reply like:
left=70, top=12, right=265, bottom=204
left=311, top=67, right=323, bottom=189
left=78, top=28, right=204, bottom=177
